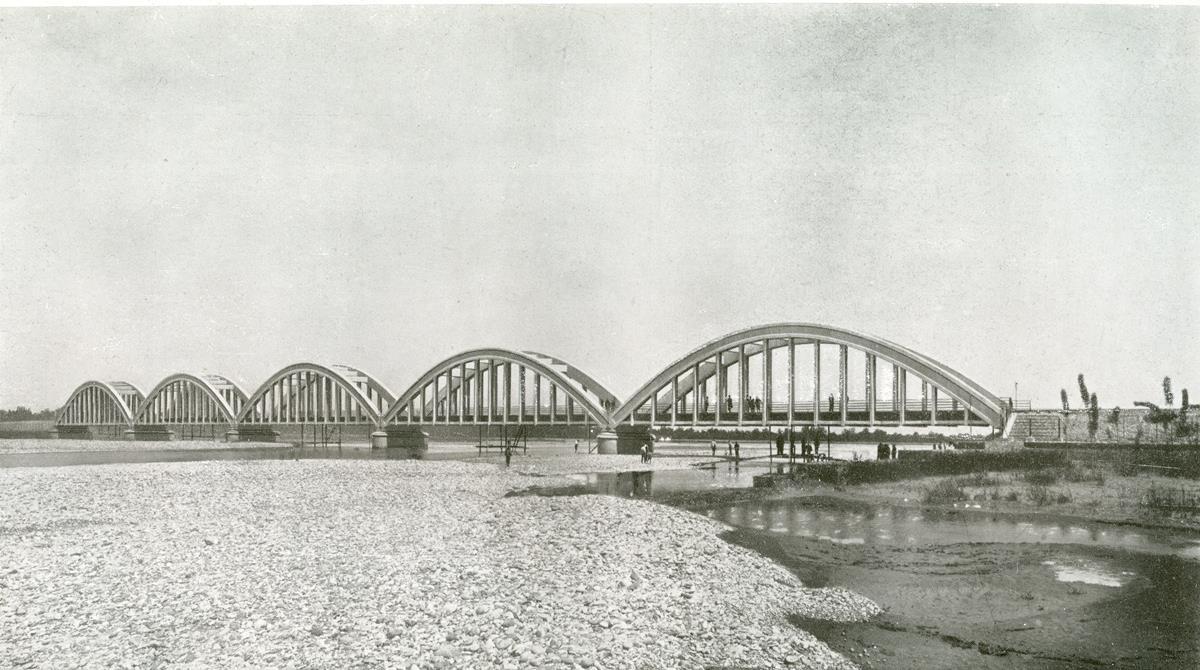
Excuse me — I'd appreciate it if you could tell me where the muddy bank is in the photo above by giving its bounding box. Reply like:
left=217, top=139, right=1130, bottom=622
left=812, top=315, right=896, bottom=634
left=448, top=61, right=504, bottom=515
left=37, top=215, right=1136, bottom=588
left=725, top=526, right=1199, bottom=669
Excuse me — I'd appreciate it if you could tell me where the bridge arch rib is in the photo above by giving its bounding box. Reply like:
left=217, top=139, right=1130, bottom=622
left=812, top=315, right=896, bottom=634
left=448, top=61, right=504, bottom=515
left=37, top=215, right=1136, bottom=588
left=237, top=363, right=395, bottom=427
left=382, top=349, right=616, bottom=427
left=56, top=380, right=144, bottom=427
left=134, top=373, right=248, bottom=427
left=613, top=323, right=1006, bottom=430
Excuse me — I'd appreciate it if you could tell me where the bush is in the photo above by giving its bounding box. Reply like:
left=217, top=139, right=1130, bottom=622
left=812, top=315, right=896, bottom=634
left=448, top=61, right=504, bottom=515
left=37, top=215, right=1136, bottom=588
left=1024, top=469, right=1060, bottom=486
left=1004, top=491, right=1019, bottom=502
left=923, top=479, right=968, bottom=504
left=1027, top=485, right=1054, bottom=507
left=1061, top=463, right=1104, bottom=485
left=963, top=471, right=1000, bottom=488
left=797, top=449, right=1068, bottom=487
left=1141, top=484, right=1200, bottom=512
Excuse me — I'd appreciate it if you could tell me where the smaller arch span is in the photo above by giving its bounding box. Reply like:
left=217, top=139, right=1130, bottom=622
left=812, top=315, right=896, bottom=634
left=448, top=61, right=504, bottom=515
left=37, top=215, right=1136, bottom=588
left=56, top=380, right=144, bottom=427
left=383, top=348, right=614, bottom=427
left=613, top=323, right=1006, bottom=430
left=134, top=373, right=248, bottom=427
left=237, top=363, right=395, bottom=427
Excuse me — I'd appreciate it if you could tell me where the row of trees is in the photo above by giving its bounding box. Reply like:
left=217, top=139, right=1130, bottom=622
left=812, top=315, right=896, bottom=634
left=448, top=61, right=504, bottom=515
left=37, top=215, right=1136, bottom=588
left=1060, top=375, right=1194, bottom=442
left=0, top=406, right=57, bottom=422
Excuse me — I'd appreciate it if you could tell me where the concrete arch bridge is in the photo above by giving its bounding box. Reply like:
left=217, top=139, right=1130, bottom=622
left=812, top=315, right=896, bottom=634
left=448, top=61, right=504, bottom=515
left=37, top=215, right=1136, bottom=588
left=52, top=323, right=1010, bottom=446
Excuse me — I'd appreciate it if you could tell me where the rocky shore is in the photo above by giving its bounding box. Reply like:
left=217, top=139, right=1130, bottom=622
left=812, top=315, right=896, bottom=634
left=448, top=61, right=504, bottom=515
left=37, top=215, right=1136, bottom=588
left=0, top=459, right=879, bottom=669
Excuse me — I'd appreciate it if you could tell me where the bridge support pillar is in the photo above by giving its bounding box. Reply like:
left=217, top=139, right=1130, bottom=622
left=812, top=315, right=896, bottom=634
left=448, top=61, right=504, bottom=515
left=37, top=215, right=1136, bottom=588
left=225, top=429, right=240, bottom=442
left=375, top=426, right=428, bottom=450
left=596, top=431, right=618, bottom=455
left=582, top=427, right=653, bottom=456
left=124, top=427, right=175, bottom=441
left=236, top=425, right=280, bottom=442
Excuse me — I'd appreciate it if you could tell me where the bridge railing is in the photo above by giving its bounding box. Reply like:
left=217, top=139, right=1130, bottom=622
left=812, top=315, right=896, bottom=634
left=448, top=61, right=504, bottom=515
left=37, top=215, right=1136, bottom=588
left=631, top=397, right=991, bottom=426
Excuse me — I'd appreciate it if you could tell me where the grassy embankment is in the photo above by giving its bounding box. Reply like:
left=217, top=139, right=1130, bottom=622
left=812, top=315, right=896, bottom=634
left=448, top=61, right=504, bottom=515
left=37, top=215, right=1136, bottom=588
left=775, top=448, right=1200, bottom=529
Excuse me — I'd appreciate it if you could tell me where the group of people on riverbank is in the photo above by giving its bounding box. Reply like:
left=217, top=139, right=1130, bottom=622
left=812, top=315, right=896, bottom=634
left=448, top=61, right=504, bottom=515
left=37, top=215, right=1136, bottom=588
left=773, top=430, right=822, bottom=462
left=709, top=439, right=743, bottom=461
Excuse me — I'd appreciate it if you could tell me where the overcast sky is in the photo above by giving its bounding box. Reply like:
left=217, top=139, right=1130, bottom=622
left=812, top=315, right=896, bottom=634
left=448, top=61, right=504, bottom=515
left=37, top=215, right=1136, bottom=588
left=1, top=5, right=1197, bottom=411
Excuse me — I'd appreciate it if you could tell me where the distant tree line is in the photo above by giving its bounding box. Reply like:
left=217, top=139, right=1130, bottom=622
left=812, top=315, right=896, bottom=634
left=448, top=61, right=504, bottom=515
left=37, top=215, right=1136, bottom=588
left=0, top=406, right=57, bottom=421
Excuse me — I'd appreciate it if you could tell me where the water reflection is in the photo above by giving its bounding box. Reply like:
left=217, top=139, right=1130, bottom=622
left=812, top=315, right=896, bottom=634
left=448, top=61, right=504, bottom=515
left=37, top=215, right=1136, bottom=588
left=564, top=469, right=1200, bottom=561
left=1042, top=559, right=1130, bottom=587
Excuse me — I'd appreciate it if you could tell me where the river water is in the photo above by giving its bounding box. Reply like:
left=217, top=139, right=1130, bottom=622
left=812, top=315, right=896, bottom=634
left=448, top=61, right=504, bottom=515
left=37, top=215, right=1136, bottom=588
left=563, top=467, right=1200, bottom=669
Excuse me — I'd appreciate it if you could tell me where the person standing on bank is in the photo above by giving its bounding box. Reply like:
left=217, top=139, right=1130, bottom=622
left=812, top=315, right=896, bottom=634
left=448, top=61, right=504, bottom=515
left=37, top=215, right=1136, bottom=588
left=504, top=445, right=512, bottom=467
left=733, top=441, right=740, bottom=462
left=640, top=443, right=648, bottom=464
left=574, top=439, right=579, bottom=454
left=711, top=440, right=717, bottom=456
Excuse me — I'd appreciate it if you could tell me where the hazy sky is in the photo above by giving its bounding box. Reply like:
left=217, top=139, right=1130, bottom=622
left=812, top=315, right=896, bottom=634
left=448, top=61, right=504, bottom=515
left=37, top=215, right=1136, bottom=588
left=1, top=5, right=1197, bottom=410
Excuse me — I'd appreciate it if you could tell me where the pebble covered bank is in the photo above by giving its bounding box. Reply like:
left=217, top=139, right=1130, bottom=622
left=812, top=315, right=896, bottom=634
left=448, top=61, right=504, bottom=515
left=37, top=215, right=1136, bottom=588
left=0, top=459, right=879, bottom=669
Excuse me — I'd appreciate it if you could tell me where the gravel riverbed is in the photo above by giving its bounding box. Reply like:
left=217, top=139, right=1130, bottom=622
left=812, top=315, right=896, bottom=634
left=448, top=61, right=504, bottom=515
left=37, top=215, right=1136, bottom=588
left=0, top=460, right=878, bottom=669
left=0, top=439, right=284, bottom=455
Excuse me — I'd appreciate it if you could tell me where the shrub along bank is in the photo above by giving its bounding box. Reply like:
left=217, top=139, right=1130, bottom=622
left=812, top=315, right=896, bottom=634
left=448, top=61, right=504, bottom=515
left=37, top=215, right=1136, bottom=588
left=778, top=449, right=1068, bottom=488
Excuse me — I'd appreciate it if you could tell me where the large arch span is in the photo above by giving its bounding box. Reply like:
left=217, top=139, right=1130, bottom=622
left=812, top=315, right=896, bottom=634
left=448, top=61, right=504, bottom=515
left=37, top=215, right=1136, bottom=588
left=134, top=373, right=248, bottom=427
left=613, top=323, right=1006, bottom=430
left=383, top=349, right=616, bottom=428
